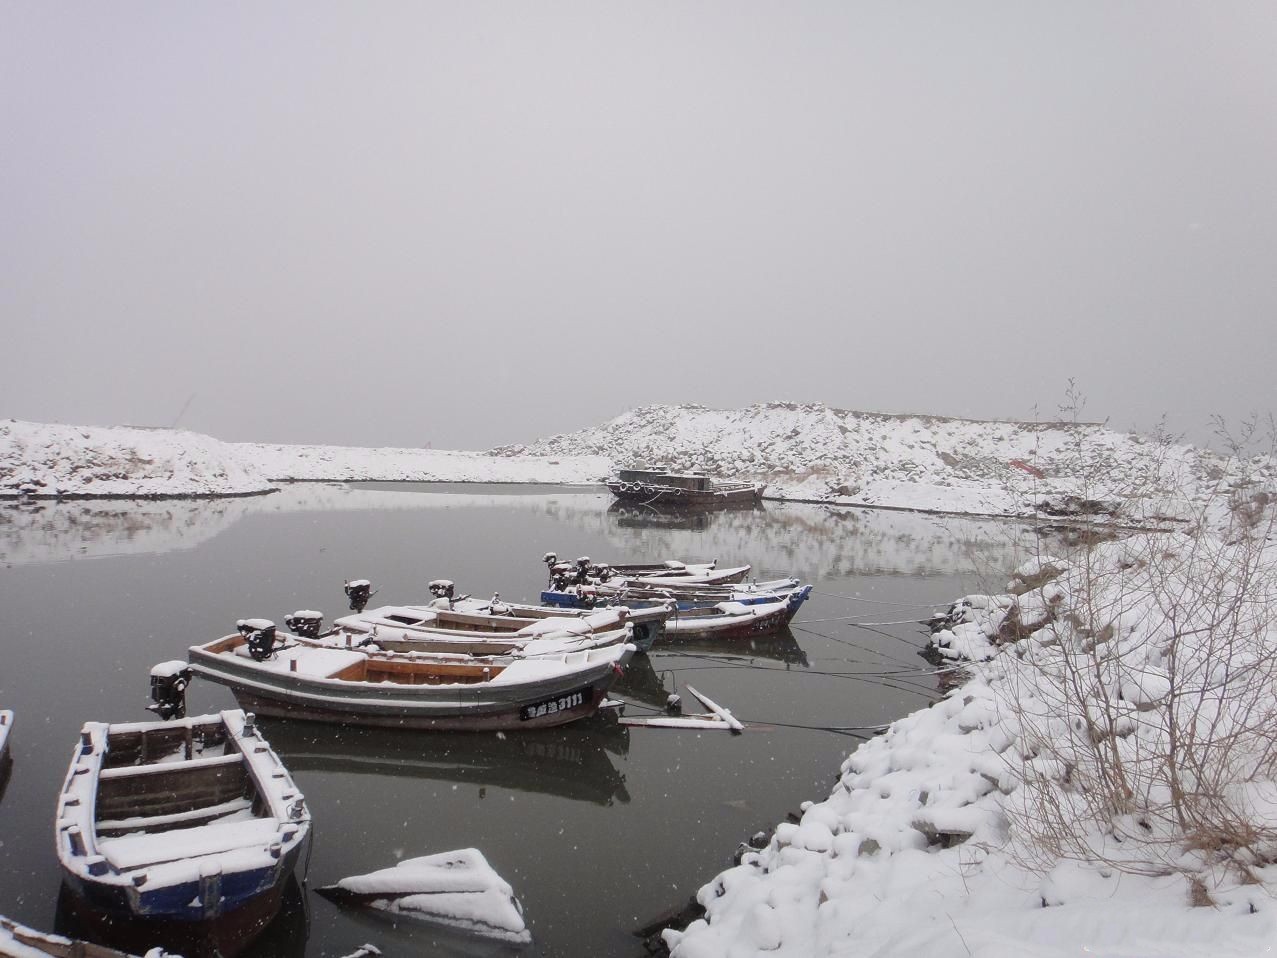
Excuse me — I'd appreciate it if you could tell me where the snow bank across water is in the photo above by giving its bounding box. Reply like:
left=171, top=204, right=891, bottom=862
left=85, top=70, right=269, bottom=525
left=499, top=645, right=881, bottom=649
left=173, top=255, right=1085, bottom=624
left=495, top=401, right=1230, bottom=519
left=0, top=420, right=273, bottom=499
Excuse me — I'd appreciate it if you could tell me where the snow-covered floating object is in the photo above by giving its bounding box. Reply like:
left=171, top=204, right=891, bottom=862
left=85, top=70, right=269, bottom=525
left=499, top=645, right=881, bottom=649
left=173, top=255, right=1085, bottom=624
left=0, top=913, right=178, bottom=957
left=55, top=709, right=310, bottom=922
left=318, top=849, right=531, bottom=944
left=0, top=709, right=12, bottom=765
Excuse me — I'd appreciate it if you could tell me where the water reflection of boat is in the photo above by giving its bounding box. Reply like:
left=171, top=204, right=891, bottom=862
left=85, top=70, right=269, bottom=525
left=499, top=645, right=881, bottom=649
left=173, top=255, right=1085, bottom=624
left=613, top=630, right=809, bottom=711
left=54, top=874, right=308, bottom=958
left=322, top=899, right=531, bottom=958
left=257, top=718, right=631, bottom=807
left=606, top=499, right=766, bottom=531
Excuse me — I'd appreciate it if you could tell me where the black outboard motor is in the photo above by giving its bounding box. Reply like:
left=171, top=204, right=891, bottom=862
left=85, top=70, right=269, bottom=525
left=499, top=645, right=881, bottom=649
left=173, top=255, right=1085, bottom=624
left=550, top=562, right=574, bottom=590
left=237, top=618, right=277, bottom=661
left=429, top=580, right=456, bottom=601
left=148, top=661, right=193, bottom=720
left=285, top=610, right=323, bottom=639
left=345, top=578, right=374, bottom=613
left=594, top=562, right=614, bottom=583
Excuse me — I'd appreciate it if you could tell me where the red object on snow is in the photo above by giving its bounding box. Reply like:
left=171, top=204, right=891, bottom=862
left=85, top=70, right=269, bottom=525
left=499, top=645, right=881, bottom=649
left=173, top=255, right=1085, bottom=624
left=1009, top=459, right=1046, bottom=480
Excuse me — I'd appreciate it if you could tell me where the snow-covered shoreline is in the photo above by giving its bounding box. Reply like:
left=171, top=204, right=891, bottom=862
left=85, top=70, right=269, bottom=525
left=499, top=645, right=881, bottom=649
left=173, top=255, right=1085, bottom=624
left=667, top=487, right=1277, bottom=956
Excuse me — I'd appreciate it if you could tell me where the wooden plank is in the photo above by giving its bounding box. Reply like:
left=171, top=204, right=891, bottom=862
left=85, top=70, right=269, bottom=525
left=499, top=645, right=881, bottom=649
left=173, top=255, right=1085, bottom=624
left=685, top=686, right=744, bottom=731
left=618, top=715, right=734, bottom=730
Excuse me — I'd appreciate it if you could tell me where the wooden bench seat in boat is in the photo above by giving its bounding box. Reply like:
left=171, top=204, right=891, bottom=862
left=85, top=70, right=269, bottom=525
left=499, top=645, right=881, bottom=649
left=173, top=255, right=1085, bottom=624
left=231, top=644, right=367, bottom=679
left=97, top=817, right=284, bottom=871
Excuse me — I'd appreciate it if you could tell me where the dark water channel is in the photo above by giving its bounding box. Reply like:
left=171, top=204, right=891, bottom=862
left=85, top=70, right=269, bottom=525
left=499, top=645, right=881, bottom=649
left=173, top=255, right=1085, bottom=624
left=0, top=483, right=1022, bottom=957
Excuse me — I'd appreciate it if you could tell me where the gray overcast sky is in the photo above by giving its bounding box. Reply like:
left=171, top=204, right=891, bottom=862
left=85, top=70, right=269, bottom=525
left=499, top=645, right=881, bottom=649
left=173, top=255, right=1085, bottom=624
left=2, top=2, right=1274, bottom=449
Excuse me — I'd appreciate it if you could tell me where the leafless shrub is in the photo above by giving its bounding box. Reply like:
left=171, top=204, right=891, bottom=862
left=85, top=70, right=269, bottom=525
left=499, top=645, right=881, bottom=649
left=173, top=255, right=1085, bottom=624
left=992, top=397, right=1277, bottom=885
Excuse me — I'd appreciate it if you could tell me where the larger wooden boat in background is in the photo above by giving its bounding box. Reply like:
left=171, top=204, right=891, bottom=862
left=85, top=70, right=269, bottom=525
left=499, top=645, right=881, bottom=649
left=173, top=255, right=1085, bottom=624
left=606, top=469, right=765, bottom=507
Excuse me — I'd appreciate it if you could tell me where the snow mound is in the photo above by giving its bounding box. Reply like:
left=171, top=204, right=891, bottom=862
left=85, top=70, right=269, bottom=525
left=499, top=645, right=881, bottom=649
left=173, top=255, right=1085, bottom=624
left=493, top=402, right=1241, bottom=518
left=0, top=420, right=273, bottom=499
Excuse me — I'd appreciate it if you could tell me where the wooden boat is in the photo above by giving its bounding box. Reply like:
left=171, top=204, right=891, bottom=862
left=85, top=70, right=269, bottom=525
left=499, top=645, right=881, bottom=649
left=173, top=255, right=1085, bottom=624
left=55, top=710, right=310, bottom=923
left=546, top=576, right=805, bottom=605
left=606, top=469, right=765, bottom=507
left=0, top=914, right=175, bottom=958
left=541, top=584, right=810, bottom=639
left=431, top=592, right=671, bottom=651
left=544, top=554, right=751, bottom=590
left=542, top=552, right=719, bottom=579
left=328, top=603, right=660, bottom=654
left=186, top=634, right=634, bottom=731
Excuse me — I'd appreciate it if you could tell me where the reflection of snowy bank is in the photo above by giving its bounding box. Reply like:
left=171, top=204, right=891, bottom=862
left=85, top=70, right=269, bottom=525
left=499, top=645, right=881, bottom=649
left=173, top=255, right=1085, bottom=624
left=0, top=496, right=261, bottom=565
left=1, top=484, right=1019, bottom=579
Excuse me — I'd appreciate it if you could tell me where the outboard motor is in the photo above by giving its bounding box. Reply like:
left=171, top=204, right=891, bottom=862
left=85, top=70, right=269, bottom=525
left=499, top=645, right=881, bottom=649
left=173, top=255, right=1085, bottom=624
left=543, top=552, right=558, bottom=569
left=237, top=618, right=277, bottom=662
left=594, top=562, right=613, bottom=583
left=344, top=578, right=374, bottom=613
left=148, top=661, right=193, bottom=720
left=285, top=610, right=323, bottom=639
left=428, top=579, right=456, bottom=610
left=550, top=562, right=574, bottom=589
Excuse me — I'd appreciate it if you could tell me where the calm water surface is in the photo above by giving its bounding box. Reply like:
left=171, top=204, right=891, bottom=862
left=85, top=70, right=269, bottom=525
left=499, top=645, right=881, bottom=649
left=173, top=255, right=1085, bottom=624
left=0, top=483, right=1023, bottom=957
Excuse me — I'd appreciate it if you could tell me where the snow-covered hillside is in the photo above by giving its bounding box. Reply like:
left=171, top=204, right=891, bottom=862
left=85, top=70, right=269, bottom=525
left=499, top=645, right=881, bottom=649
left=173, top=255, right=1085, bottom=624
left=0, top=420, right=273, bottom=498
left=495, top=402, right=1225, bottom=518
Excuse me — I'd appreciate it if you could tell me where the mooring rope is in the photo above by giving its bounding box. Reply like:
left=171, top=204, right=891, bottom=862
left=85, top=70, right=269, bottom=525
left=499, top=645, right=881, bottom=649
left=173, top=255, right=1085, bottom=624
left=809, top=588, right=949, bottom=609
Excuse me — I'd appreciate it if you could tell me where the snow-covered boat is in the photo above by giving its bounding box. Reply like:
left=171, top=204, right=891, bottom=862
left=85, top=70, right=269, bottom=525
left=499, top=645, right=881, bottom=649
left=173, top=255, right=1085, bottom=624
left=545, top=576, right=807, bottom=607
left=185, top=633, right=634, bottom=731
left=539, top=580, right=813, bottom=637
left=542, top=552, right=720, bottom=579
left=329, top=603, right=658, bottom=654
left=55, top=710, right=310, bottom=923
left=606, top=469, right=765, bottom=507
left=0, top=914, right=174, bottom=958
left=545, top=554, right=751, bottom=590
left=318, top=848, right=530, bottom=944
